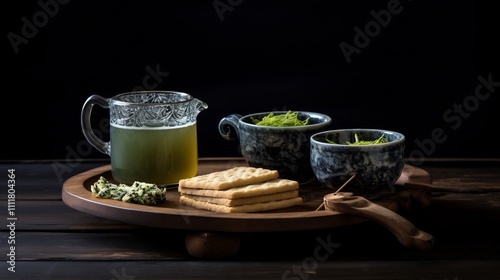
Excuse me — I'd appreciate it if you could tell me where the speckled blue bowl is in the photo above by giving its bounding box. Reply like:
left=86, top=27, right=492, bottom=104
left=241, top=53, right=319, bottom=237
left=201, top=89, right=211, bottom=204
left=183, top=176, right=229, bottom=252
left=310, top=129, right=405, bottom=199
left=219, top=111, right=332, bottom=183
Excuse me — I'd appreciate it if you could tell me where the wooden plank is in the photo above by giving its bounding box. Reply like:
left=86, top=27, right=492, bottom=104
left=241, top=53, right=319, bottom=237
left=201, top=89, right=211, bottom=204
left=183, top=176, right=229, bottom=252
left=419, top=166, right=500, bottom=192
left=2, top=260, right=500, bottom=279
left=0, top=161, right=107, bottom=200
left=0, top=231, right=189, bottom=261
left=11, top=201, right=138, bottom=231
left=2, top=222, right=500, bottom=262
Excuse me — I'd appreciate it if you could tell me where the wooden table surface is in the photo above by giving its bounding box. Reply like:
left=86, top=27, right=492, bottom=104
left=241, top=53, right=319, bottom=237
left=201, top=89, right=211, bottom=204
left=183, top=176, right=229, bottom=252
left=1, top=157, right=499, bottom=279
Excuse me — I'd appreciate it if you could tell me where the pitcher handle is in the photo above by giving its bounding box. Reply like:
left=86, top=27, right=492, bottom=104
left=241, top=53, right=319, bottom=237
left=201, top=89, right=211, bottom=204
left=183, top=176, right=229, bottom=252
left=81, top=95, right=111, bottom=155
left=218, top=114, right=242, bottom=141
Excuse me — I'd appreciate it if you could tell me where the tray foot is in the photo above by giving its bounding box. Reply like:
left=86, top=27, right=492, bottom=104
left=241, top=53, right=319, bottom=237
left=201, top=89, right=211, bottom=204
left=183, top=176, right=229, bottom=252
left=185, top=231, right=240, bottom=259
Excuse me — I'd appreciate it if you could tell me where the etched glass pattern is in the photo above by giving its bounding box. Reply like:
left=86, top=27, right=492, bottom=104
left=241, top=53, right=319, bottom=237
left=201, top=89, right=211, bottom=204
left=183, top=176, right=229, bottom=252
left=110, top=92, right=207, bottom=127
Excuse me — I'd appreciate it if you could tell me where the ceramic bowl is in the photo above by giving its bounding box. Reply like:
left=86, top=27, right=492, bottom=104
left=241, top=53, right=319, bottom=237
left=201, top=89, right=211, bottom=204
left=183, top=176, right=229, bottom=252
left=219, top=111, right=332, bottom=184
left=310, top=128, right=405, bottom=199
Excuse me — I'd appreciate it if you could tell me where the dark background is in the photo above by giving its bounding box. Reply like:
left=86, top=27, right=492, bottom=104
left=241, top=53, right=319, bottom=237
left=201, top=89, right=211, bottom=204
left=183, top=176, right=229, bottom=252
left=3, top=0, right=499, bottom=161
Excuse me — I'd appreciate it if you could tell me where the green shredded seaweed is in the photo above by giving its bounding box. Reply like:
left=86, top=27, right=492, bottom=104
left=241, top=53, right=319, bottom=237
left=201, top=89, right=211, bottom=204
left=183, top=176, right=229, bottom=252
left=251, top=110, right=309, bottom=126
left=326, top=133, right=388, bottom=145
left=90, top=176, right=166, bottom=205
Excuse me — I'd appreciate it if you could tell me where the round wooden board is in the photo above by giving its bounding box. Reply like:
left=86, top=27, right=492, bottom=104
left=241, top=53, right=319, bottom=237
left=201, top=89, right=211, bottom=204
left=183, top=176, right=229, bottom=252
left=62, top=158, right=431, bottom=233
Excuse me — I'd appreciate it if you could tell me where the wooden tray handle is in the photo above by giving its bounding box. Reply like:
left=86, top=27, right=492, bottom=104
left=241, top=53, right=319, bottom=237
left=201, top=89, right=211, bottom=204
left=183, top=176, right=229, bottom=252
left=324, top=193, right=434, bottom=251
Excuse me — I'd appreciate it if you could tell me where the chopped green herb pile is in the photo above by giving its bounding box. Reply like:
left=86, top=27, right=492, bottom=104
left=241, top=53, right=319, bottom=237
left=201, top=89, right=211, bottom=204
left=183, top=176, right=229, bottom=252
left=90, top=176, right=166, bottom=205
left=326, top=133, right=388, bottom=145
left=251, top=110, right=309, bottom=126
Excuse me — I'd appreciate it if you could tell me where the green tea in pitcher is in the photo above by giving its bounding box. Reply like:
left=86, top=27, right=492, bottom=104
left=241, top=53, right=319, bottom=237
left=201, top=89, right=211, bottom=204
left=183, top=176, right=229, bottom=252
left=110, top=123, right=198, bottom=185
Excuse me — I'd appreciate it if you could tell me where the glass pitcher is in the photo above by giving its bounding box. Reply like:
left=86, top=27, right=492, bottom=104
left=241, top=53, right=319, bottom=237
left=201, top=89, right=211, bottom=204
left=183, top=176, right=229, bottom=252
left=81, top=91, right=208, bottom=186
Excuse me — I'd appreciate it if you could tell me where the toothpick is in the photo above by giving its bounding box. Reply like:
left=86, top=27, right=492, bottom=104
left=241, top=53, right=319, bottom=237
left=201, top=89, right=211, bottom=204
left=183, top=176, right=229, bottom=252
left=315, top=174, right=356, bottom=211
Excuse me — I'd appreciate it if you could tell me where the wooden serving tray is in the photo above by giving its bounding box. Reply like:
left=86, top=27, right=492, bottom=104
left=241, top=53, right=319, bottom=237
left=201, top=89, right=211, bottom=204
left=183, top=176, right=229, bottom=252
left=62, top=157, right=432, bottom=233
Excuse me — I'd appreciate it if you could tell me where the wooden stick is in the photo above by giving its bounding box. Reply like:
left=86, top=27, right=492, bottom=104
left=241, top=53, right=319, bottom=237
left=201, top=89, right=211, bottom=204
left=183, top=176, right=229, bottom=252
left=315, top=174, right=356, bottom=211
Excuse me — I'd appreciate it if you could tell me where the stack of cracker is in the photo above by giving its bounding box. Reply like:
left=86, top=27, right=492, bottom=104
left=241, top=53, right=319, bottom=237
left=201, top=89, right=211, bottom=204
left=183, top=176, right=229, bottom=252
left=178, top=166, right=303, bottom=213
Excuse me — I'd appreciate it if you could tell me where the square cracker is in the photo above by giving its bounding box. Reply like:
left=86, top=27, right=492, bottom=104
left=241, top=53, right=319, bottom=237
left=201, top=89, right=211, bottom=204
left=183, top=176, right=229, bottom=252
left=178, top=166, right=279, bottom=190
left=179, top=195, right=303, bottom=213
left=181, top=190, right=299, bottom=206
left=178, top=178, right=299, bottom=199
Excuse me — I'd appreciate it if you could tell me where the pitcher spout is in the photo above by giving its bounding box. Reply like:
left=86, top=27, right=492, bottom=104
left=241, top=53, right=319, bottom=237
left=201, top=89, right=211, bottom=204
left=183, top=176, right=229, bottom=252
left=193, top=98, right=208, bottom=115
